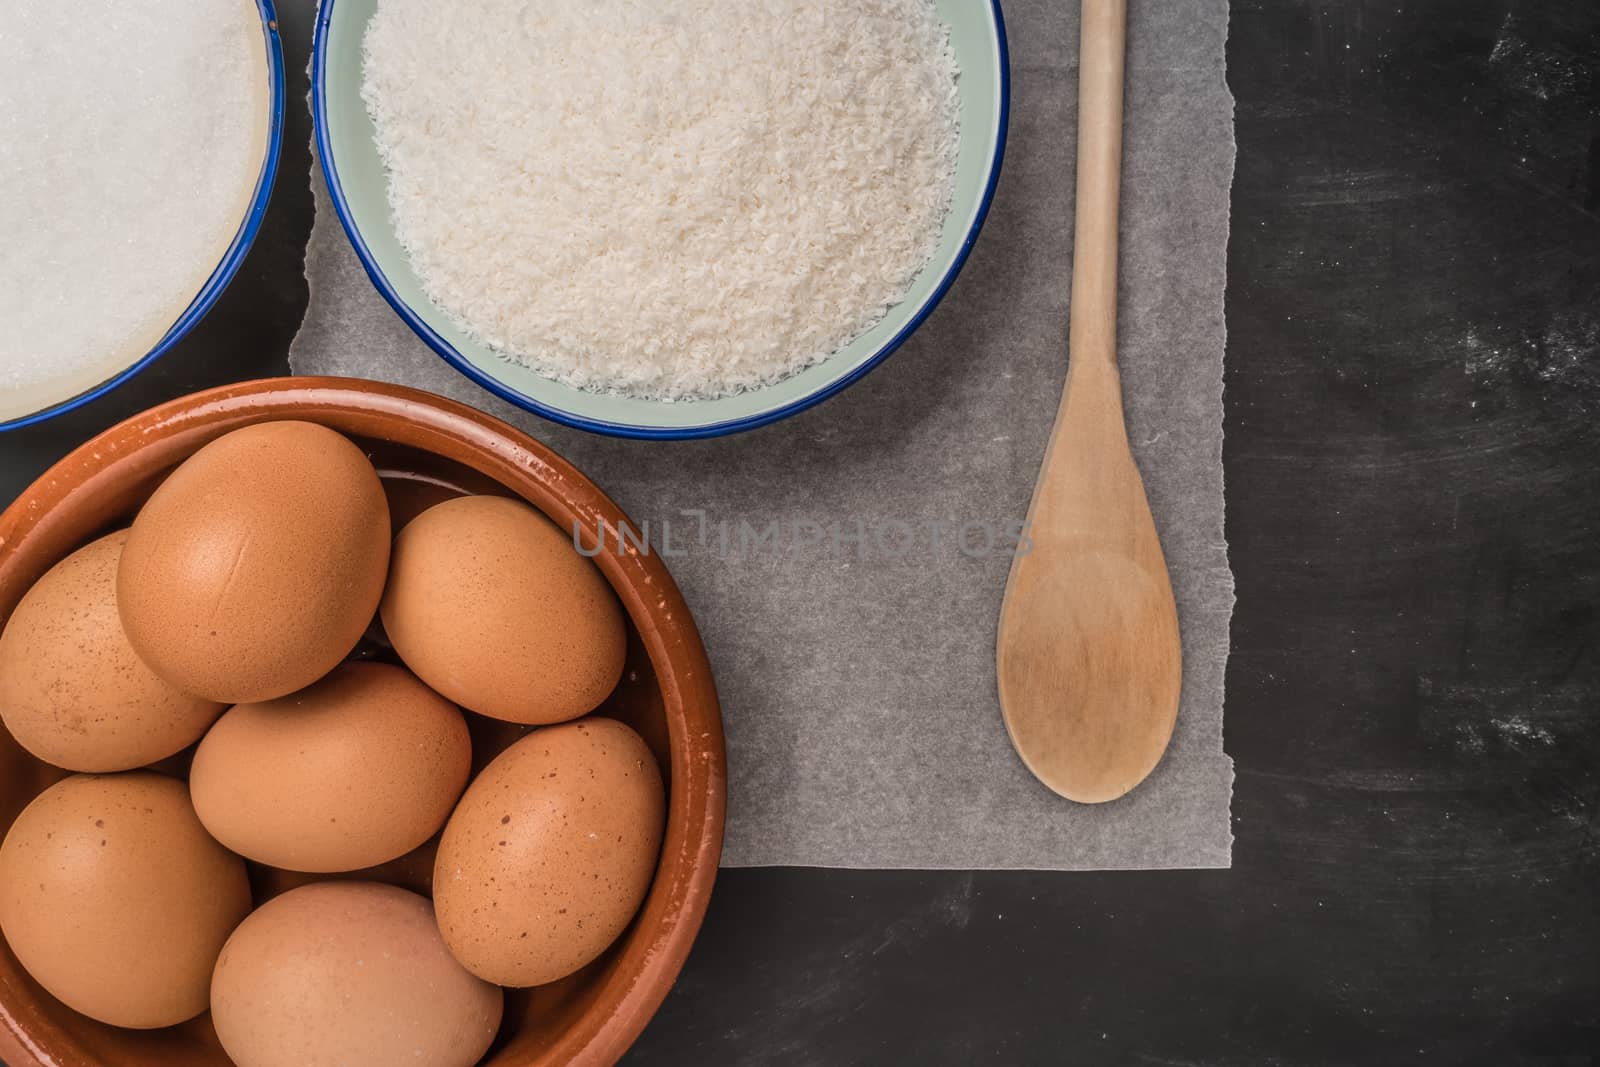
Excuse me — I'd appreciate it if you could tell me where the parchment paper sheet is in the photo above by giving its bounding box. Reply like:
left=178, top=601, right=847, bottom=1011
left=291, top=0, right=1236, bottom=869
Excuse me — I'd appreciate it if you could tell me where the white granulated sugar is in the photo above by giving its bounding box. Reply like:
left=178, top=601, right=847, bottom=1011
left=0, top=0, right=268, bottom=417
left=362, top=0, right=961, bottom=400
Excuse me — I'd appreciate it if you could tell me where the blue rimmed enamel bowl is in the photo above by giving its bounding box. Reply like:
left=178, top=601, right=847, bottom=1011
left=313, top=0, right=1009, bottom=440
left=0, top=0, right=286, bottom=433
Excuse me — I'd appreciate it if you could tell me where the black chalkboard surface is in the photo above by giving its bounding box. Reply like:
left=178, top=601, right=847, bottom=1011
left=2, top=1, right=1595, bottom=1063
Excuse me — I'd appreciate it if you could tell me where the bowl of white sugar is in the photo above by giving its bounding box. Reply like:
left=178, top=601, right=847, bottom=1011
left=315, top=0, right=1008, bottom=438
left=0, top=0, right=285, bottom=431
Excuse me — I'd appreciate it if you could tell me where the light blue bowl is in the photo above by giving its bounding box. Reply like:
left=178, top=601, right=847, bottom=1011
left=0, top=0, right=286, bottom=433
left=313, top=1, right=1009, bottom=439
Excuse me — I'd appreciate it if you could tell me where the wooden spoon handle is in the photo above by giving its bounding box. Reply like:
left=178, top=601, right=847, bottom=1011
left=1068, top=0, right=1128, bottom=376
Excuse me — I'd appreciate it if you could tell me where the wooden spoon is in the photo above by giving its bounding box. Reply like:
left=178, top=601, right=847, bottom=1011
left=995, top=0, right=1182, bottom=804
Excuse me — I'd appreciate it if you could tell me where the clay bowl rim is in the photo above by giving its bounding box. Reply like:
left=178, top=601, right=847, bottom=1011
left=0, top=376, right=727, bottom=1067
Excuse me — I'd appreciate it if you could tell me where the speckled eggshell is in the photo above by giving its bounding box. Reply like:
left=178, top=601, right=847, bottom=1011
left=433, top=718, right=664, bottom=987
left=189, top=661, right=472, bottom=872
left=0, top=772, right=251, bottom=1028
left=0, top=530, right=224, bottom=771
left=381, top=494, right=626, bottom=725
left=117, top=420, right=391, bottom=704
left=210, top=881, right=502, bottom=1067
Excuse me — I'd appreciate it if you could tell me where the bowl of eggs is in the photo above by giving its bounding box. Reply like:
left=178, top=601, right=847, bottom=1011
left=0, top=378, right=726, bottom=1067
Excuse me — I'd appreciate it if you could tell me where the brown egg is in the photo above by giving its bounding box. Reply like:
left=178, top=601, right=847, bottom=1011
left=211, top=881, right=502, bottom=1067
left=433, top=719, right=664, bottom=986
left=381, top=494, right=625, bottom=725
left=0, top=530, right=223, bottom=771
left=0, top=772, right=250, bottom=1028
left=118, top=420, right=390, bottom=704
left=190, top=662, right=471, bottom=872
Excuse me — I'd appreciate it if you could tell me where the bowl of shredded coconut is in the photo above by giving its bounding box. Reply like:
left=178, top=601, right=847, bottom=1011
left=315, top=0, right=1008, bottom=438
left=0, top=0, right=285, bottom=431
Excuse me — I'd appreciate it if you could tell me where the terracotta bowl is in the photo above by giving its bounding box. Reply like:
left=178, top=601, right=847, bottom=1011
left=0, top=378, right=726, bottom=1067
